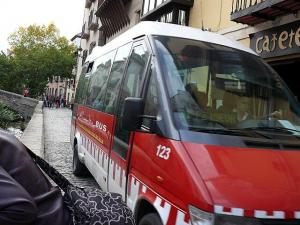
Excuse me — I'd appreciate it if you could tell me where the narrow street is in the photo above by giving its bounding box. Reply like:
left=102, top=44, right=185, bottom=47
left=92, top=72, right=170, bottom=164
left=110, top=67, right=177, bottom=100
left=44, top=108, right=99, bottom=188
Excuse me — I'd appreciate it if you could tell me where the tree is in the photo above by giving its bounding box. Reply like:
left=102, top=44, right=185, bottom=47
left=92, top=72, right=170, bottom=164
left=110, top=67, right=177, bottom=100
left=8, top=24, right=76, bottom=97
left=0, top=53, right=11, bottom=90
left=0, top=53, right=22, bottom=93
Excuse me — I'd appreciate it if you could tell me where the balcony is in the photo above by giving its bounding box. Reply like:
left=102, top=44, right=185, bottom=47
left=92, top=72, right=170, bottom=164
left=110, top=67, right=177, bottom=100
left=141, top=0, right=193, bottom=21
left=96, top=0, right=130, bottom=37
left=231, top=0, right=300, bottom=26
left=88, top=11, right=99, bottom=31
left=81, top=23, right=90, bottom=39
left=97, top=0, right=128, bottom=10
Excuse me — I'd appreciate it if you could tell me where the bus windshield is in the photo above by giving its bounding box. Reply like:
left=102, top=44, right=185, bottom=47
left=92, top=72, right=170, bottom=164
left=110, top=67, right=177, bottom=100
left=154, top=36, right=300, bottom=135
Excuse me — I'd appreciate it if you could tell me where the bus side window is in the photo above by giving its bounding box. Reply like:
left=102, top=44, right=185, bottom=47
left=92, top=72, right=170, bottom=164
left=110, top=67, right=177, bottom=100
left=104, top=43, right=132, bottom=115
left=143, top=70, right=159, bottom=129
left=113, top=43, right=150, bottom=158
left=75, top=64, right=88, bottom=105
left=76, top=63, right=93, bottom=105
left=86, top=51, right=116, bottom=110
left=88, top=51, right=116, bottom=111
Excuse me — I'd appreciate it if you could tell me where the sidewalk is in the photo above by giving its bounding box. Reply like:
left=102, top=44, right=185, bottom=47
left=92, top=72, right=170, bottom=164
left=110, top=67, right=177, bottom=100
left=21, top=105, right=98, bottom=188
left=21, top=101, right=44, bottom=157
left=43, top=108, right=98, bottom=187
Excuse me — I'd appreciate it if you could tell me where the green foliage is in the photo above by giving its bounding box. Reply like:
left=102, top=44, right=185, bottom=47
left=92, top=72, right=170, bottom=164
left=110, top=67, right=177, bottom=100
left=0, top=103, right=21, bottom=129
left=0, top=54, right=22, bottom=93
left=0, top=54, right=11, bottom=90
left=6, top=23, right=77, bottom=97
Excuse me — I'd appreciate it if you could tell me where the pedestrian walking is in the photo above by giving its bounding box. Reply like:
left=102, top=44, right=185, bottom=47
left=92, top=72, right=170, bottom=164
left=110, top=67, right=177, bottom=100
left=46, top=95, right=50, bottom=107
left=70, top=97, right=75, bottom=110
left=56, top=96, right=60, bottom=108
left=42, top=94, right=47, bottom=108
left=60, top=95, right=65, bottom=108
left=50, top=96, right=54, bottom=108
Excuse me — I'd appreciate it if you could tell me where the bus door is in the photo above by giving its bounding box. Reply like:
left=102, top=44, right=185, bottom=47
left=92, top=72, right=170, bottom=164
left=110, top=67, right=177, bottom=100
left=107, top=40, right=151, bottom=199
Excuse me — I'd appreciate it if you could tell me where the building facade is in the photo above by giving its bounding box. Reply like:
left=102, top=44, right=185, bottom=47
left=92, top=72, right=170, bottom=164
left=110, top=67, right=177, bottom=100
left=46, top=76, right=65, bottom=99
left=189, top=0, right=300, bottom=100
left=45, top=76, right=76, bottom=106
left=76, top=0, right=300, bottom=100
left=75, top=0, right=143, bottom=82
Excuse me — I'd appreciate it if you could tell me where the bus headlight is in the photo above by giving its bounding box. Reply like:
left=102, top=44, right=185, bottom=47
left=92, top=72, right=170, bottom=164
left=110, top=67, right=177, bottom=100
left=189, top=205, right=214, bottom=225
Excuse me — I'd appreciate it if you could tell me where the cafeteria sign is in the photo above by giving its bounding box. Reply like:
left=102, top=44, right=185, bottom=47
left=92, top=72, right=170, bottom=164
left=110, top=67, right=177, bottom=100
left=250, top=20, right=300, bottom=58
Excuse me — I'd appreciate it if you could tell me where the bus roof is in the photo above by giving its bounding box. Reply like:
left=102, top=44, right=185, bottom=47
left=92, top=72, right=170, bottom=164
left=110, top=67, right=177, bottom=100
left=86, top=21, right=256, bottom=63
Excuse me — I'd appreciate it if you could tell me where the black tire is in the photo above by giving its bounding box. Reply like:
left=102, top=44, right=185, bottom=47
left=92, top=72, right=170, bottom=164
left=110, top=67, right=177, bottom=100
left=139, top=213, right=163, bottom=225
left=72, top=143, right=88, bottom=176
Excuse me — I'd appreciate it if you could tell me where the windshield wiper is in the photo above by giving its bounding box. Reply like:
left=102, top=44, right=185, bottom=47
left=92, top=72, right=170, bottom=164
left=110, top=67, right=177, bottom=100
left=243, top=126, right=300, bottom=135
left=193, top=117, right=225, bottom=128
left=187, top=126, right=252, bottom=137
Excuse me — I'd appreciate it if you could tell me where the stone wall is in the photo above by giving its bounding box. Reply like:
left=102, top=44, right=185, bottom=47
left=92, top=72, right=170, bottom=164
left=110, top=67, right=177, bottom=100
left=0, top=89, right=38, bottom=120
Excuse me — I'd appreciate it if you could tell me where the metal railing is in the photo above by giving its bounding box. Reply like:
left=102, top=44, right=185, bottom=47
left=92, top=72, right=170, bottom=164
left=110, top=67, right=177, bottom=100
left=231, top=0, right=265, bottom=13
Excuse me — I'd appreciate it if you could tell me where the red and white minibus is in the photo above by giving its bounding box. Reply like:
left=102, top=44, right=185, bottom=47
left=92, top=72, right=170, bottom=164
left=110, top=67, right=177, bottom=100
left=70, top=22, right=300, bottom=225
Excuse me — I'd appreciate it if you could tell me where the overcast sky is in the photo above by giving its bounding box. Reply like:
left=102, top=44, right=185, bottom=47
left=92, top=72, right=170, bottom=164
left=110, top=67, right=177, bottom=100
left=0, top=0, right=85, bottom=52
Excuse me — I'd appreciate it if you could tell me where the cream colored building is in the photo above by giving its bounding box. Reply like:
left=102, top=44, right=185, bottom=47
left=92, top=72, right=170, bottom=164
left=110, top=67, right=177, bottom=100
left=75, top=0, right=100, bottom=82
left=75, top=0, right=300, bottom=99
left=189, top=0, right=300, bottom=99
left=75, top=0, right=143, bottom=83
left=190, top=0, right=300, bottom=51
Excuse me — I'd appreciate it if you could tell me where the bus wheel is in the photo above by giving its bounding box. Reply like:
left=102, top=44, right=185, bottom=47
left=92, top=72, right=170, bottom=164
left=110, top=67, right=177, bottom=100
left=139, top=213, right=163, bottom=225
left=73, top=143, right=87, bottom=176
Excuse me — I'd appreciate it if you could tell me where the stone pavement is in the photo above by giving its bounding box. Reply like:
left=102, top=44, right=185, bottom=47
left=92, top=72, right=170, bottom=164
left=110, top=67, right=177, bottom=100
left=43, top=107, right=99, bottom=188
left=21, top=102, right=44, bottom=158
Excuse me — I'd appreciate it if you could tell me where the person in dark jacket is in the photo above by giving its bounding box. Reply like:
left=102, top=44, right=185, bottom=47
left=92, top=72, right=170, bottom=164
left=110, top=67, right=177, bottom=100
left=0, top=130, right=72, bottom=225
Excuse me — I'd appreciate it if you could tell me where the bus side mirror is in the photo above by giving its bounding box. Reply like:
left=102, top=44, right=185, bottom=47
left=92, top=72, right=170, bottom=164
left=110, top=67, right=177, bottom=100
left=122, top=97, right=144, bottom=131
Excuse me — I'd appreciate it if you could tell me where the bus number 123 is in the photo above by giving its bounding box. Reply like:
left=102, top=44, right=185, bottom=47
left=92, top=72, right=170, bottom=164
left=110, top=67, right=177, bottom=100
left=156, top=145, right=171, bottom=160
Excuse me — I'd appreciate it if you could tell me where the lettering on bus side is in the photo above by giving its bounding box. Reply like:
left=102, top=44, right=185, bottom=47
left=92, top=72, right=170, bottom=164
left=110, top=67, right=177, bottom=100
left=96, top=121, right=107, bottom=132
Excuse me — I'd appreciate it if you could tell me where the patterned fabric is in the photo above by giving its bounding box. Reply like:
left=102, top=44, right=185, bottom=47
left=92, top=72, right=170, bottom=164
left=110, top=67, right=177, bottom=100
left=64, top=186, right=135, bottom=225
left=26, top=147, right=135, bottom=225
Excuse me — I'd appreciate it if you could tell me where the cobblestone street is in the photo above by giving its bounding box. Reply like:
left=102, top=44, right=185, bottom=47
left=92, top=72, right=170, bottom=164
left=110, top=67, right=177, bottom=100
left=44, top=108, right=99, bottom=188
